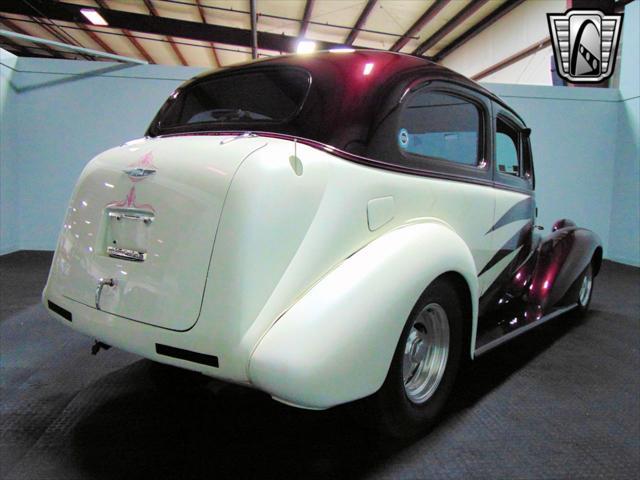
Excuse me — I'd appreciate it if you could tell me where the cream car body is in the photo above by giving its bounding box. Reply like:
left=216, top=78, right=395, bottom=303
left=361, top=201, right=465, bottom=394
left=43, top=51, right=601, bottom=413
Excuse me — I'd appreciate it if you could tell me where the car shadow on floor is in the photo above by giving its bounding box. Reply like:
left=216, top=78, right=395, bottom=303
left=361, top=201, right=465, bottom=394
left=446, top=313, right=583, bottom=413
left=71, top=315, right=582, bottom=480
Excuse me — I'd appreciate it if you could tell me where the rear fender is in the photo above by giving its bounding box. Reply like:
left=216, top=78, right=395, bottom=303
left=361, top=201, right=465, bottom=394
left=248, top=221, right=478, bottom=409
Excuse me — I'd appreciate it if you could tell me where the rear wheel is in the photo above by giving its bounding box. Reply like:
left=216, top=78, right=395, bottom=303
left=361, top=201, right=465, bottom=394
left=370, top=277, right=464, bottom=438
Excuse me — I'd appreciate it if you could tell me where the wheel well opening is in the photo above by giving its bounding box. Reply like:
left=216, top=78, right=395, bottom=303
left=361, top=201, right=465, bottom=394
left=438, top=272, right=473, bottom=359
left=592, top=247, right=603, bottom=276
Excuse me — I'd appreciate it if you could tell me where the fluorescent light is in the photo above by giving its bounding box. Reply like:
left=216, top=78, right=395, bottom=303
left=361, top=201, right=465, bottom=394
left=80, top=8, right=108, bottom=26
left=296, top=40, right=317, bottom=54
left=363, top=62, right=374, bottom=75
left=330, top=47, right=355, bottom=53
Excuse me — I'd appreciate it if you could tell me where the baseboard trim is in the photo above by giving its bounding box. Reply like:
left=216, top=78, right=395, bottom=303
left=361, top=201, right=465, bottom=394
left=0, top=249, right=54, bottom=258
left=604, top=255, right=640, bottom=268
left=0, top=245, right=19, bottom=256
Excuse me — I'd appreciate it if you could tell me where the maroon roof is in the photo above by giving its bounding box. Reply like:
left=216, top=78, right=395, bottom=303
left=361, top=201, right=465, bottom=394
left=147, top=50, right=521, bottom=149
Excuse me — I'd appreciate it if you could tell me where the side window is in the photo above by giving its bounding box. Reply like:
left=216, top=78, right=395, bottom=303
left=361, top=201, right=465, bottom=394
left=400, top=91, right=480, bottom=166
left=496, top=117, right=520, bottom=176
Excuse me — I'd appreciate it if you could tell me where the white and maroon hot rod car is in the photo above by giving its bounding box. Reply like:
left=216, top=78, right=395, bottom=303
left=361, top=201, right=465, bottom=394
left=43, top=51, right=601, bottom=437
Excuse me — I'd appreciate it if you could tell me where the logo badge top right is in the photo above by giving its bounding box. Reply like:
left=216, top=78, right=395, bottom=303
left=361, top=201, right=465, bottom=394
left=548, top=9, right=623, bottom=83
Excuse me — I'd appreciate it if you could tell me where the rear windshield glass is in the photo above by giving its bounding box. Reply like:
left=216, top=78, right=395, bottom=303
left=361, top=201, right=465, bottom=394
left=156, top=68, right=310, bottom=132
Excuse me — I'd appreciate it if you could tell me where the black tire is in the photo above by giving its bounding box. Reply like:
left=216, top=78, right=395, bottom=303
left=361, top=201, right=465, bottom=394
left=369, top=277, right=465, bottom=438
left=572, top=263, right=594, bottom=317
left=148, top=361, right=211, bottom=390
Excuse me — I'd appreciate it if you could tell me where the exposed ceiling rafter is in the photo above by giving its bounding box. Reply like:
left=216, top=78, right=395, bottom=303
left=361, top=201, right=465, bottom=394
left=194, top=0, right=220, bottom=67
left=1, top=15, right=260, bottom=57
left=74, top=22, right=117, bottom=55
left=299, top=0, right=315, bottom=37
left=0, top=16, right=64, bottom=58
left=345, top=0, right=377, bottom=46
left=0, top=0, right=342, bottom=54
left=143, top=0, right=187, bottom=65
left=120, top=28, right=155, bottom=63
left=0, top=41, right=71, bottom=58
left=94, top=0, right=156, bottom=64
left=413, top=0, right=489, bottom=57
left=433, top=0, right=525, bottom=61
left=28, top=15, right=94, bottom=59
left=154, top=0, right=407, bottom=41
left=0, top=0, right=537, bottom=69
left=472, top=37, right=551, bottom=81
left=0, top=34, right=32, bottom=56
left=18, top=0, right=91, bottom=53
left=390, top=0, right=450, bottom=52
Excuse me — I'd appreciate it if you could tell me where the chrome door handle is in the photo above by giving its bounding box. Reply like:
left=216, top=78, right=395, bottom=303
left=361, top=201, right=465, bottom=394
left=95, top=278, right=116, bottom=310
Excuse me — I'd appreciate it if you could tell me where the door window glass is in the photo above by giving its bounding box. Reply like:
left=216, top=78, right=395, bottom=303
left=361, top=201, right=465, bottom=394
left=496, top=118, right=520, bottom=176
left=399, top=91, right=480, bottom=166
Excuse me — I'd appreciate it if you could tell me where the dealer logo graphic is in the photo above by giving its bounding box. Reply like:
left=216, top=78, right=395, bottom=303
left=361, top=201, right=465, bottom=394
left=547, top=9, right=623, bottom=83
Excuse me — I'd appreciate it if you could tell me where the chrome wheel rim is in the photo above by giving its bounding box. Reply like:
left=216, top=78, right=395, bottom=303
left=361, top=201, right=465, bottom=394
left=578, top=271, right=593, bottom=307
left=402, top=303, right=450, bottom=405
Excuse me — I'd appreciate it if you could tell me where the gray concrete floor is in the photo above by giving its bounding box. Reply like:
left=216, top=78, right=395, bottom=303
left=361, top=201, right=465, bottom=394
left=1, top=251, right=639, bottom=479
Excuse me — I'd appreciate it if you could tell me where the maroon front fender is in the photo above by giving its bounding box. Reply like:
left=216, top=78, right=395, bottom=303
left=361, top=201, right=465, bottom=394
left=528, top=225, right=602, bottom=313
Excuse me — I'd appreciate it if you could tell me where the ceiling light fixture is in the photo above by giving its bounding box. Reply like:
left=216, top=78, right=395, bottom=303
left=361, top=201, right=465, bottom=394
left=296, top=40, right=317, bottom=54
left=80, top=8, right=109, bottom=26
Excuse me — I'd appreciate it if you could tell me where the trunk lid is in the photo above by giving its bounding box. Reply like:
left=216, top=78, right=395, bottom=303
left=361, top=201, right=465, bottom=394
left=51, top=135, right=265, bottom=331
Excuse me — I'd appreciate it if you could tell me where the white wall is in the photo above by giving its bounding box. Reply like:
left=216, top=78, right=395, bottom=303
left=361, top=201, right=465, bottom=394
left=0, top=37, right=638, bottom=265
left=0, top=56, right=203, bottom=254
left=442, top=0, right=565, bottom=85
left=485, top=83, right=620, bottom=253
left=608, top=0, right=640, bottom=266
left=0, top=49, right=19, bottom=253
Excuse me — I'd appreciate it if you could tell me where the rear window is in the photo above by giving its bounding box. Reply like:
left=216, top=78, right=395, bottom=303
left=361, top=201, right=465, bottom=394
left=156, top=68, right=311, bottom=132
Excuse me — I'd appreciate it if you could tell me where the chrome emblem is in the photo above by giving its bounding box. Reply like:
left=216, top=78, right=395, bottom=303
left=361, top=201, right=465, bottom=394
left=122, top=151, right=158, bottom=183
left=123, top=167, right=156, bottom=179
left=107, top=246, right=147, bottom=262
left=548, top=9, right=623, bottom=83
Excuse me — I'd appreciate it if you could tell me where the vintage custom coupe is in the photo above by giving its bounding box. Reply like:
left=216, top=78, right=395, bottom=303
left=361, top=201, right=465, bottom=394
left=43, top=50, right=601, bottom=437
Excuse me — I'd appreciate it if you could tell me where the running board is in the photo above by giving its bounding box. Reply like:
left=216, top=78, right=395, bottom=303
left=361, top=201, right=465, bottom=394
left=474, top=303, right=578, bottom=357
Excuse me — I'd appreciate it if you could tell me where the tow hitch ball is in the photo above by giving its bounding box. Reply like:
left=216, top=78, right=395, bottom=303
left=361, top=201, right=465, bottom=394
left=91, top=340, right=111, bottom=355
